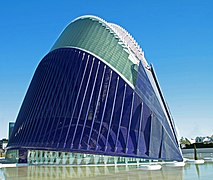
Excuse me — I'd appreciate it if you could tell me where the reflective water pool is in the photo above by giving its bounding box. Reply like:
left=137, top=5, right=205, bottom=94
left=1, top=162, right=213, bottom=180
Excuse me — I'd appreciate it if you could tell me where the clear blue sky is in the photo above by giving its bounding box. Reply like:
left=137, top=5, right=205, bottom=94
left=0, top=0, right=213, bottom=140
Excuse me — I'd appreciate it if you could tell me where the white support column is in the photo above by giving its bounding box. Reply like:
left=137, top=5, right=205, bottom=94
left=136, top=158, right=140, bottom=166
left=69, top=153, right=75, bottom=165
left=41, top=151, right=44, bottom=164
left=77, top=153, right=82, bottom=165
left=35, top=150, right=39, bottom=165
left=49, top=151, right=53, bottom=164
left=103, top=156, right=108, bottom=165
left=32, top=150, right=36, bottom=164
left=56, top=152, right=60, bottom=164
left=44, top=151, right=48, bottom=164
left=114, top=156, right=118, bottom=166
left=84, top=155, right=90, bottom=165
left=62, top=152, right=66, bottom=164
left=125, top=157, right=128, bottom=166
left=94, top=155, right=100, bottom=164
left=27, top=150, right=31, bottom=164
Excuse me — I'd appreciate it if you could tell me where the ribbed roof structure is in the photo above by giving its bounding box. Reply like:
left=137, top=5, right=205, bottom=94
left=52, top=15, right=148, bottom=87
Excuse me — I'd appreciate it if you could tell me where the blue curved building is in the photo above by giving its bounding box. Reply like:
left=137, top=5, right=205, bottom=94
left=7, top=16, right=183, bottom=164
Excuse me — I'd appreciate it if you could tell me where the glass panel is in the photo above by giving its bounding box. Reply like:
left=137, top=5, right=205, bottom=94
left=108, top=79, right=125, bottom=152
left=71, top=57, right=94, bottom=149
left=141, top=103, right=152, bottom=156
left=128, top=93, right=141, bottom=155
left=118, top=86, right=133, bottom=153
left=89, top=67, right=111, bottom=151
left=31, top=51, right=65, bottom=145
left=63, top=53, right=90, bottom=149
left=80, top=62, right=104, bottom=150
left=97, top=71, right=117, bottom=152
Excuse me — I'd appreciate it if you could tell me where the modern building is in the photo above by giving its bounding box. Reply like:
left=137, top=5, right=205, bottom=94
left=7, top=15, right=183, bottom=165
left=8, top=122, right=15, bottom=140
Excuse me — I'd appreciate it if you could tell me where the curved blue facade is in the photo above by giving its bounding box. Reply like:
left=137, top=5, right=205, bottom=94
left=8, top=47, right=182, bottom=161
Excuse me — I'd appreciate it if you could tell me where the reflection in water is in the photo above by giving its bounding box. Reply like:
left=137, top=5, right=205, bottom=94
left=182, top=148, right=213, bottom=159
left=0, top=169, right=6, bottom=180
left=2, top=150, right=213, bottom=179
left=1, top=165, right=184, bottom=180
left=1, top=163, right=213, bottom=180
left=195, top=164, right=200, bottom=178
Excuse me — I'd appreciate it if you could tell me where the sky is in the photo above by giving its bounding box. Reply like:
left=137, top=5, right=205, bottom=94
left=0, top=0, right=213, bottom=140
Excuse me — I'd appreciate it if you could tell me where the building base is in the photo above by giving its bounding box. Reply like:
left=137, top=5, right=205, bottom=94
left=6, top=149, right=151, bottom=166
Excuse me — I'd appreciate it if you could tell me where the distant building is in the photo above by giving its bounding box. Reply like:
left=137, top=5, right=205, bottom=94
left=8, top=122, right=15, bottom=140
left=0, top=139, right=8, bottom=150
left=195, top=137, right=205, bottom=143
left=203, top=137, right=211, bottom=144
